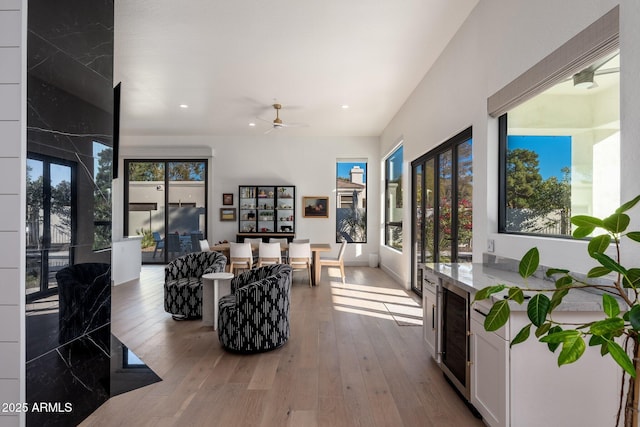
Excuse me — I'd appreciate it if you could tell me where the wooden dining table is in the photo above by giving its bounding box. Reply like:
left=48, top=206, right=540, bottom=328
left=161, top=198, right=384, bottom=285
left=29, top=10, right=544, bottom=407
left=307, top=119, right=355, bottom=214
left=209, top=242, right=332, bottom=286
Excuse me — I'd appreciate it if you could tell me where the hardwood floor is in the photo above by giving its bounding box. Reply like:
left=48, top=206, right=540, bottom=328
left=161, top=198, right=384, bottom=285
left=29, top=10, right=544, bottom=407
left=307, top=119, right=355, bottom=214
left=81, top=266, right=485, bottom=427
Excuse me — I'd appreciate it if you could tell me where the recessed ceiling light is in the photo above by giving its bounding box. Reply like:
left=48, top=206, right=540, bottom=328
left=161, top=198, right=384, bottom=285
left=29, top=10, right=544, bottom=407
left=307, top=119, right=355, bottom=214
left=179, top=104, right=189, bottom=109
left=341, top=104, right=350, bottom=109
left=249, top=122, right=256, bottom=127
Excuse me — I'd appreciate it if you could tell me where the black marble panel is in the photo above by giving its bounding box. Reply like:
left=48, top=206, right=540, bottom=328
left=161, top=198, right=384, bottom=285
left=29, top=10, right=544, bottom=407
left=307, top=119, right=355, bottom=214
left=26, top=325, right=111, bottom=427
left=26, top=0, right=115, bottom=424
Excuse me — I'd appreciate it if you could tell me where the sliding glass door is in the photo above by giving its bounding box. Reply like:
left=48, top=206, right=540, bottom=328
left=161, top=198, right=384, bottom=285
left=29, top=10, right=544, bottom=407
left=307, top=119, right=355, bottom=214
left=411, top=128, right=472, bottom=295
left=125, top=159, right=207, bottom=264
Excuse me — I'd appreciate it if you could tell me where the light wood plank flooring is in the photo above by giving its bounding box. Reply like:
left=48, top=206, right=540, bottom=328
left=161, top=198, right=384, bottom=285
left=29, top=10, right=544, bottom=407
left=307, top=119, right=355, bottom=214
left=81, top=266, right=484, bottom=427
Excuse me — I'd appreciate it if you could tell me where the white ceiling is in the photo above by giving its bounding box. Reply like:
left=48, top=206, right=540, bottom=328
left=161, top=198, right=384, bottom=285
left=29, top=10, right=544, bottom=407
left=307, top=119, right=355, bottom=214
left=114, top=0, right=478, bottom=138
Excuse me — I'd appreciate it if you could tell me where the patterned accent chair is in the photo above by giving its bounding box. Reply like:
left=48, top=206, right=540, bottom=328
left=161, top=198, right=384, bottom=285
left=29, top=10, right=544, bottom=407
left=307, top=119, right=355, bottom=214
left=164, top=251, right=227, bottom=319
left=218, top=264, right=292, bottom=353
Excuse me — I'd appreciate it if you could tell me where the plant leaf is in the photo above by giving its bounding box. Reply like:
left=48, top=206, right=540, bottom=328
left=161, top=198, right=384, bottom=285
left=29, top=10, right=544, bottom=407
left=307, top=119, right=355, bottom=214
left=549, top=288, right=569, bottom=311
left=508, top=287, right=525, bottom=304
left=558, top=335, right=586, bottom=366
left=539, top=329, right=580, bottom=344
left=607, top=340, right=637, bottom=378
left=527, top=294, right=550, bottom=327
left=589, top=335, right=605, bottom=347
left=546, top=326, right=563, bottom=352
left=555, top=275, right=573, bottom=288
left=629, top=305, right=640, bottom=331
left=615, top=195, right=640, bottom=214
left=592, top=252, right=627, bottom=275
left=535, top=322, right=551, bottom=338
left=602, top=294, right=620, bottom=318
left=587, top=235, right=611, bottom=256
left=626, top=231, right=640, bottom=243
left=571, top=215, right=603, bottom=227
left=589, top=318, right=624, bottom=335
left=546, top=268, right=570, bottom=277
left=510, top=324, right=531, bottom=347
left=484, top=300, right=510, bottom=332
left=587, top=266, right=612, bottom=278
left=603, top=213, right=630, bottom=234
left=473, top=285, right=506, bottom=302
left=623, top=268, right=640, bottom=289
left=573, top=225, right=595, bottom=238
left=519, top=248, right=539, bottom=278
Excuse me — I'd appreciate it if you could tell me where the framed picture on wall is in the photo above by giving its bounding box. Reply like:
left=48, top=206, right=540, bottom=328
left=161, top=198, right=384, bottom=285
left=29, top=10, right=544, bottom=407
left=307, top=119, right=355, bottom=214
left=223, top=193, right=234, bottom=205
left=303, top=196, right=329, bottom=218
left=220, top=208, right=236, bottom=221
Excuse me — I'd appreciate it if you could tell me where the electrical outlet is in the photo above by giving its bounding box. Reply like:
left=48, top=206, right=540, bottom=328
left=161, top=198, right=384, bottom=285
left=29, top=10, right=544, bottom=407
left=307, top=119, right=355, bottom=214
left=487, top=239, right=495, bottom=253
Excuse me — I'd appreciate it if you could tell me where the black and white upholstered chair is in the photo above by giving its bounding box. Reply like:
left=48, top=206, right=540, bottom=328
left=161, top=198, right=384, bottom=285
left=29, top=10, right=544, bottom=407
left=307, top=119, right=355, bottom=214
left=164, top=251, right=227, bottom=319
left=218, top=264, right=292, bottom=353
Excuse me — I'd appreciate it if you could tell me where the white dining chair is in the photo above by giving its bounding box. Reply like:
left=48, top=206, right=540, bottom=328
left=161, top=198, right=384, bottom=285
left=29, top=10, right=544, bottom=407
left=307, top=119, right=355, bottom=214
left=317, top=239, right=347, bottom=284
left=199, top=239, right=211, bottom=252
left=229, top=242, right=253, bottom=275
left=269, top=237, right=289, bottom=258
left=244, top=237, right=263, bottom=246
left=288, top=242, right=312, bottom=286
left=257, top=242, right=282, bottom=267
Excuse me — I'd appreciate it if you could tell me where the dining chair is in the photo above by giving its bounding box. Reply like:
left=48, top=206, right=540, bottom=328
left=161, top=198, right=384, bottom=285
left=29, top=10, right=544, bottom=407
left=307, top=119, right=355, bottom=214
left=152, top=232, right=164, bottom=258
left=269, top=237, right=289, bottom=258
left=287, top=242, right=312, bottom=286
left=244, top=238, right=263, bottom=263
left=257, top=242, right=282, bottom=267
left=229, top=242, right=253, bottom=275
left=317, top=239, right=347, bottom=284
left=199, top=239, right=211, bottom=252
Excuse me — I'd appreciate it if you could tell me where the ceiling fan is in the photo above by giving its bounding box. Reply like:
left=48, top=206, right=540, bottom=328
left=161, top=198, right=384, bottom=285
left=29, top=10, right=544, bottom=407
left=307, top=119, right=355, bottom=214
left=571, top=51, right=619, bottom=89
left=258, top=103, right=308, bottom=134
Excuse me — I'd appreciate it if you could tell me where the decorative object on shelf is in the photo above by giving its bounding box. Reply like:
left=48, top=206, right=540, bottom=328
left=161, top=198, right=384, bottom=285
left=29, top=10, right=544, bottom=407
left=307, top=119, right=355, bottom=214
left=220, top=208, right=236, bottom=221
left=303, top=196, right=328, bottom=218
left=474, top=194, right=640, bottom=427
left=238, top=185, right=296, bottom=237
left=223, top=193, right=234, bottom=206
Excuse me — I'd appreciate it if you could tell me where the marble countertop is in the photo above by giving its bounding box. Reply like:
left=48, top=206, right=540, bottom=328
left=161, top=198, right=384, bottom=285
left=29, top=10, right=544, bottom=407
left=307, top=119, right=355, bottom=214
left=428, top=262, right=615, bottom=312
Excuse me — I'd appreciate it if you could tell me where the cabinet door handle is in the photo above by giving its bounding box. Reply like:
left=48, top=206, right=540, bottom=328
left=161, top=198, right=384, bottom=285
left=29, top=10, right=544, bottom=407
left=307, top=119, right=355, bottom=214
left=432, top=304, right=436, bottom=330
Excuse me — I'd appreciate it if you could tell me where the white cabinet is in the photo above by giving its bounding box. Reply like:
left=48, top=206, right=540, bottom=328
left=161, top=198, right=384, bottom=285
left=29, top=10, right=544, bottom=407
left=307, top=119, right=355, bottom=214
left=422, top=267, right=440, bottom=362
left=471, top=307, right=508, bottom=427
left=469, top=304, right=619, bottom=427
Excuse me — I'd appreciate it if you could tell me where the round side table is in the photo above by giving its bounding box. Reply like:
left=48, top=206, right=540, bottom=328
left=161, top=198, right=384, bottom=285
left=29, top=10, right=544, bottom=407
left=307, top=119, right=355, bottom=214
left=201, top=272, right=235, bottom=329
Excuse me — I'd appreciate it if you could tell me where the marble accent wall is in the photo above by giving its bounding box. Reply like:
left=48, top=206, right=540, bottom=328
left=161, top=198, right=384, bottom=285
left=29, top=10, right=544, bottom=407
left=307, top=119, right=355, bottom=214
left=25, top=0, right=114, bottom=425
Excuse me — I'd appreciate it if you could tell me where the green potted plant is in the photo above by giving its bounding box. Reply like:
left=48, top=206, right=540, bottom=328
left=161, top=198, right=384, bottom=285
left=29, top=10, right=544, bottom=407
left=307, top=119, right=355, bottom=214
left=474, top=195, right=640, bottom=427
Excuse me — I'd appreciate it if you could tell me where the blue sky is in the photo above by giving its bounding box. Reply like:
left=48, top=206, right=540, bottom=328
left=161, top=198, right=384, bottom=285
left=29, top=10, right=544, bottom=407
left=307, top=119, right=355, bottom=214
left=507, top=135, right=571, bottom=180
left=337, top=161, right=367, bottom=181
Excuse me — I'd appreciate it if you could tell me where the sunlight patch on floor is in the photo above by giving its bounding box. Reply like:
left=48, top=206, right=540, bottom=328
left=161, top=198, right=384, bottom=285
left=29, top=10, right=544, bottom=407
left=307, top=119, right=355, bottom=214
left=330, top=281, right=423, bottom=326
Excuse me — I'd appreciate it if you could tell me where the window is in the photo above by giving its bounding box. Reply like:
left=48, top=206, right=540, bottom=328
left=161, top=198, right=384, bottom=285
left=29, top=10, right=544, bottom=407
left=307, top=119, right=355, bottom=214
left=385, top=145, right=403, bottom=249
left=499, top=51, right=620, bottom=236
left=336, top=160, right=367, bottom=243
left=124, top=159, right=208, bottom=263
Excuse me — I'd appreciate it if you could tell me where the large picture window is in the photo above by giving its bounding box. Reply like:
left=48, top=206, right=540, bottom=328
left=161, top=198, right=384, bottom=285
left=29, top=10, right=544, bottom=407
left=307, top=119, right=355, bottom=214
left=336, top=160, right=367, bottom=243
left=385, top=145, right=403, bottom=250
left=499, top=51, right=620, bottom=236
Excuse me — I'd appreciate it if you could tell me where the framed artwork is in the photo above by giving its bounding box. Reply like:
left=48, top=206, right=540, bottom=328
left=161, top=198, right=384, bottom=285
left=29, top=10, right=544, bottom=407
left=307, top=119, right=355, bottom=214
left=223, top=193, right=234, bottom=205
left=220, top=208, right=236, bottom=221
left=303, top=196, right=329, bottom=218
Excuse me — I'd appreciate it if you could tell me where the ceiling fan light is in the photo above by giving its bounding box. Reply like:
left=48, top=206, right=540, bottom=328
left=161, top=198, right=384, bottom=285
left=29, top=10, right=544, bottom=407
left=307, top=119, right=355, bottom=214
left=573, top=69, right=595, bottom=89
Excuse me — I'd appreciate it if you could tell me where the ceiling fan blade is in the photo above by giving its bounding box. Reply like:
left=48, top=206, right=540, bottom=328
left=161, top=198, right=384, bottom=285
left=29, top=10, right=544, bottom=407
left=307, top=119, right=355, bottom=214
left=281, top=122, right=309, bottom=128
left=264, top=127, right=275, bottom=134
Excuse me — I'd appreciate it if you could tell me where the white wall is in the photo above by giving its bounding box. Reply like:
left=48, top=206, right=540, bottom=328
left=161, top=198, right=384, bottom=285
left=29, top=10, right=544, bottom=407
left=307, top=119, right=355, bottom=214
left=380, top=0, right=640, bottom=287
left=0, top=0, right=25, bottom=425
left=116, top=134, right=380, bottom=266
